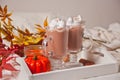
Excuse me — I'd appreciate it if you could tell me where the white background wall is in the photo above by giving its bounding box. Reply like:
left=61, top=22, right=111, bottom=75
left=1, top=0, right=120, bottom=28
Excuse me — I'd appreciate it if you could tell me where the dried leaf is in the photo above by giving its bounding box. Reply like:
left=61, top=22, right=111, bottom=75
left=6, top=12, right=12, bottom=17
left=0, top=25, right=14, bottom=42
left=44, top=17, right=48, bottom=27
left=35, top=24, right=42, bottom=27
left=0, top=28, right=8, bottom=36
left=16, top=27, right=27, bottom=35
left=0, top=22, right=1, bottom=27
left=27, top=37, right=43, bottom=45
left=25, top=28, right=31, bottom=35
left=12, top=33, right=25, bottom=45
left=8, top=20, right=12, bottom=26
left=8, top=17, right=12, bottom=21
left=0, top=15, right=3, bottom=17
left=2, top=21, right=7, bottom=26
left=13, top=35, right=21, bottom=40
left=0, top=6, right=3, bottom=12
left=1, top=17, right=6, bottom=21
left=36, top=27, right=45, bottom=32
left=4, top=5, right=7, bottom=14
left=4, top=35, right=13, bottom=42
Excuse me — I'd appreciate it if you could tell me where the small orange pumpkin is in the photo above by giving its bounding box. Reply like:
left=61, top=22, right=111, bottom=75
left=25, top=55, right=51, bottom=74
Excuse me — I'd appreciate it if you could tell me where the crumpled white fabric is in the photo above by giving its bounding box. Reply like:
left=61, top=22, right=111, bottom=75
left=84, top=23, right=120, bottom=49
left=84, top=26, right=114, bottom=43
left=83, top=22, right=120, bottom=63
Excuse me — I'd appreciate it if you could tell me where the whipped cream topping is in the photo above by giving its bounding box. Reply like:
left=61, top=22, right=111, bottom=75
left=66, top=17, right=73, bottom=26
left=73, top=15, right=82, bottom=22
left=49, top=18, right=65, bottom=30
left=66, top=15, right=82, bottom=26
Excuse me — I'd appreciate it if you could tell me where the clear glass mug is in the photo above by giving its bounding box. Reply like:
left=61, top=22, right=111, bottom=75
left=42, top=26, right=68, bottom=70
left=24, top=45, right=44, bottom=56
left=68, top=21, right=85, bottom=63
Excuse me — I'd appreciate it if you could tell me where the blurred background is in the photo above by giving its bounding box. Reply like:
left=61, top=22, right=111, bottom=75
left=1, top=0, right=120, bottom=28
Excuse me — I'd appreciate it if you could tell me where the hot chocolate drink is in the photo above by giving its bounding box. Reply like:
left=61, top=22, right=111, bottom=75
left=66, top=15, right=84, bottom=63
left=68, top=25, right=83, bottom=52
left=46, top=28, right=68, bottom=58
left=67, top=15, right=84, bottom=52
left=43, top=18, right=68, bottom=59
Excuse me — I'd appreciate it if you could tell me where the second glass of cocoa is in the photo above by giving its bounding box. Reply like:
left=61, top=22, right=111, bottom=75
left=67, top=15, right=84, bottom=63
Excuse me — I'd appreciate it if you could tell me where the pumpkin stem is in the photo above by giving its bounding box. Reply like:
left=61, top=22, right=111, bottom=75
left=33, top=55, right=38, bottom=60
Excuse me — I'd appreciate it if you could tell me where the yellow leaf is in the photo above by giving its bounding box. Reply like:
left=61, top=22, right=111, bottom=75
left=25, top=28, right=31, bottom=35
left=23, top=41, right=29, bottom=46
left=4, top=5, right=7, bottom=14
left=8, top=20, right=12, bottom=26
left=17, top=27, right=26, bottom=35
left=6, top=12, right=12, bottom=17
left=0, top=22, right=1, bottom=27
left=27, top=37, right=43, bottom=45
left=8, top=17, right=12, bottom=21
left=13, top=35, right=21, bottom=40
left=0, top=28, right=8, bottom=36
left=36, top=27, right=45, bottom=33
left=35, top=24, right=42, bottom=27
left=1, top=17, right=6, bottom=21
left=44, top=17, right=48, bottom=27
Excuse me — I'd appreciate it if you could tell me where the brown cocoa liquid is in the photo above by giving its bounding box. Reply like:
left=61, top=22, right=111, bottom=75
left=68, top=25, right=83, bottom=52
left=46, top=28, right=68, bottom=59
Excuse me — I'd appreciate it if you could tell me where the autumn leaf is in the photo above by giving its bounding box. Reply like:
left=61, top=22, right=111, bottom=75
left=35, top=24, right=42, bottom=27
left=8, top=17, right=12, bottom=21
left=0, top=6, right=3, bottom=14
left=0, top=6, right=2, bottom=11
left=44, top=17, right=48, bottom=27
left=36, top=26, right=45, bottom=33
left=14, top=27, right=33, bottom=36
left=0, top=5, right=12, bottom=21
left=25, top=36, right=43, bottom=45
left=25, top=28, right=32, bottom=35
left=6, top=12, right=12, bottom=17
left=12, top=31, right=43, bottom=46
left=0, top=25, right=14, bottom=42
left=4, top=5, right=7, bottom=14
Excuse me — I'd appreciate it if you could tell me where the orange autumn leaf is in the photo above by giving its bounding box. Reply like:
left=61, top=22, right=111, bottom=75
left=0, top=5, right=12, bottom=21
left=35, top=26, right=45, bottom=32
left=35, top=17, right=48, bottom=37
left=44, top=17, right=48, bottom=27
left=35, top=24, right=46, bottom=34
left=0, top=6, right=2, bottom=11
left=4, top=5, right=7, bottom=14
left=25, top=28, right=32, bottom=35
left=35, top=24, right=42, bottom=28
left=6, top=12, right=12, bottom=17
left=14, top=27, right=32, bottom=36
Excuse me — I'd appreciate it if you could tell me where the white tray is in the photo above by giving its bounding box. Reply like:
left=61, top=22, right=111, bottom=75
left=20, top=50, right=119, bottom=80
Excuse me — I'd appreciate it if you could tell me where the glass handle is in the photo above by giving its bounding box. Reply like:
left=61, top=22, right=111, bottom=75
left=42, top=37, right=48, bottom=56
left=42, top=37, right=53, bottom=57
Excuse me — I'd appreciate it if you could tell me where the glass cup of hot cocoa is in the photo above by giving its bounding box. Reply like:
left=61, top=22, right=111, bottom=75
left=42, top=18, right=68, bottom=70
left=66, top=15, right=84, bottom=63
